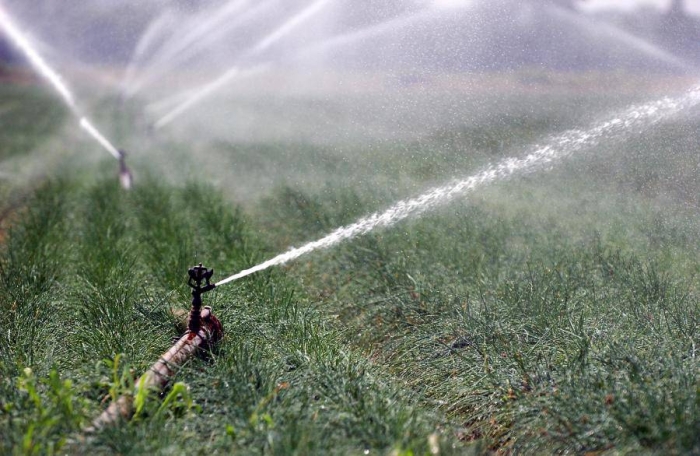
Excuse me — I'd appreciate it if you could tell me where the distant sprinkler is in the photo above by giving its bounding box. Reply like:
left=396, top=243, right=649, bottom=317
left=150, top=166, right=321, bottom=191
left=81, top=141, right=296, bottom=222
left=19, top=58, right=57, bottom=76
left=118, top=150, right=133, bottom=190
left=0, top=8, right=124, bottom=163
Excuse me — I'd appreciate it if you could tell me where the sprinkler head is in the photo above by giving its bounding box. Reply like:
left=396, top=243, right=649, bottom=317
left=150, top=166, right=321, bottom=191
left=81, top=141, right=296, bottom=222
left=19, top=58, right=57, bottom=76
left=188, top=263, right=215, bottom=290
left=187, top=263, right=216, bottom=334
left=118, top=149, right=133, bottom=190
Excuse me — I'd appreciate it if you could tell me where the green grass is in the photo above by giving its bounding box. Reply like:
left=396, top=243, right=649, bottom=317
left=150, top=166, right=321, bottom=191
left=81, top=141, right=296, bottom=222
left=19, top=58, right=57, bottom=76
left=0, top=85, right=67, bottom=163
left=247, top=101, right=700, bottom=453
left=281, top=203, right=700, bottom=453
left=0, top=177, right=458, bottom=455
left=1, top=81, right=699, bottom=454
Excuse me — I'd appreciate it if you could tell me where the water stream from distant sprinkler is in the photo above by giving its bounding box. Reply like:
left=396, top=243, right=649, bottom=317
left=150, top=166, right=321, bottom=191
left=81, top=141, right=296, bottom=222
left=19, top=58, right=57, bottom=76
left=153, top=65, right=271, bottom=129
left=295, top=7, right=443, bottom=59
left=547, top=4, right=694, bottom=71
left=166, top=0, right=251, bottom=59
left=124, top=0, right=275, bottom=99
left=146, top=9, right=440, bottom=116
left=153, top=0, right=333, bottom=129
left=0, top=6, right=121, bottom=160
left=121, top=12, right=177, bottom=95
left=215, top=86, right=700, bottom=287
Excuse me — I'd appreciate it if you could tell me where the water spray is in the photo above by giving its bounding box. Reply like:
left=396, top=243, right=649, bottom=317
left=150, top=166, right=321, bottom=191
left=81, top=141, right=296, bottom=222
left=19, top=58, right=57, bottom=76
left=211, top=86, right=700, bottom=288
left=124, top=0, right=273, bottom=99
left=148, top=7, right=439, bottom=125
left=0, top=6, right=130, bottom=188
left=152, top=64, right=270, bottom=130
left=149, top=1, right=697, bottom=131
left=86, top=263, right=222, bottom=432
left=153, top=0, right=333, bottom=129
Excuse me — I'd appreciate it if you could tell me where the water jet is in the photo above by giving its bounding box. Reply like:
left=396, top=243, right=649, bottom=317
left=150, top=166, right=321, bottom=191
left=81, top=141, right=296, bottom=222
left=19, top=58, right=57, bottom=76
left=0, top=6, right=129, bottom=187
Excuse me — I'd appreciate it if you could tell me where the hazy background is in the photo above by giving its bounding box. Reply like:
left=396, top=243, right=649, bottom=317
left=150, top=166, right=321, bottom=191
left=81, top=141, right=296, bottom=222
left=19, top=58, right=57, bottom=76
left=2, top=0, right=699, bottom=68
left=2, top=0, right=699, bottom=205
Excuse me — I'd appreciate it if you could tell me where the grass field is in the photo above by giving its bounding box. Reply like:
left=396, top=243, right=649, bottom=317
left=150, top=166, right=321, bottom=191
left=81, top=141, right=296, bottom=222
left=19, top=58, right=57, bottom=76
left=1, top=80, right=699, bottom=454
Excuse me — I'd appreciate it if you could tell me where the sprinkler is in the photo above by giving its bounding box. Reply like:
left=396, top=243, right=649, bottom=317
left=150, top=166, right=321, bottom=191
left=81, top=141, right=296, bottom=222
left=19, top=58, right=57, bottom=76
left=187, top=263, right=221, bottom=344
left=85, top=264, right=223, bottom=433
left=118, top=149, right=133, bottom=190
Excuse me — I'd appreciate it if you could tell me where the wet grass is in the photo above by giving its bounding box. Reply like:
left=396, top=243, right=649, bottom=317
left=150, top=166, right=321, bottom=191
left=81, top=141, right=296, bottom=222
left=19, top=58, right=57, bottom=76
left=248, top=106, right=700, bottom=453
left=1, top=83, right=699, bottom=454
left=0, top=85, right=67, bottom=162
left=0, top=177, right=458, bottom=455
left=275, top=196, right=700, bottom=453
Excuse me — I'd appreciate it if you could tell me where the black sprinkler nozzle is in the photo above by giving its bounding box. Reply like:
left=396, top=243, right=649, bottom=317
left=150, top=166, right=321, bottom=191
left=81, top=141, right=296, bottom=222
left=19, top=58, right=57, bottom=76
left=187, top=263, right=216, bottom=333
left=188, top=263, right=215, bottom=290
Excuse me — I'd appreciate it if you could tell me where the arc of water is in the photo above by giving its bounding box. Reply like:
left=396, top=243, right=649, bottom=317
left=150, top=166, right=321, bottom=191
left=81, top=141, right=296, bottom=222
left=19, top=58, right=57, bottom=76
left=292, top=7, right=443, bottom=61
left=547, top=4, right=694, bottom=71
left=249, top=0, right=331, bottom=56
left=0, top=6, right=121, bottom=160
left=122, top=12, right=178, bottom=93
left=153, top=0, right=334, bottom=129
left=215, top=86, right=700, bottom=287
left=146, top=9, right=441, bottom=116
left=162, top=0, right=250, bottom=61
left=153, top=64, right=271, bottom=130
left=125, top=0, right=277, bottom=99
